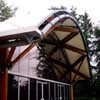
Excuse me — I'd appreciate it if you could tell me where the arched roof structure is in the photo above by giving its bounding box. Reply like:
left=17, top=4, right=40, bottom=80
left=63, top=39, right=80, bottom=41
left=0, top=11, right=91, bottom=84
left=38, top=11, right=91, bottom=83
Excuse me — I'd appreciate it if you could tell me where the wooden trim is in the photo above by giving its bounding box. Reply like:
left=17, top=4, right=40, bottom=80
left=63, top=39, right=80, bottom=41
left=72, top=58, right=84, bottom=81
left=71, top=55, right=86, bottom=68
left=70, top=85, right=74, bottom=100
left=0, top=48, right=8, bottom=100
left=64, top=44, right=86, bottom=55
left=47, top=32, right=62, bottom=56
left=72, top=77, right=81, bottom=86
left=12, top=43, right=35, bottom=65
left=54, top=26, right=79, bottom=33
left=0, top=68, right=8, bottom=100
left=7, top=47, right=16, bottom=62
left=60, top=48, right=70, bottom=65
left=43, top=25, right=57, bottom=38
left=62, top=32, right=78, bottom=43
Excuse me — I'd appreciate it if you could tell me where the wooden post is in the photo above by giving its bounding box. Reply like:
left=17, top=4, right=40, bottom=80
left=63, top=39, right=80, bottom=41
left=0, top=48, right=8, bottom=100
left=70, top=85, right=74, bottom=100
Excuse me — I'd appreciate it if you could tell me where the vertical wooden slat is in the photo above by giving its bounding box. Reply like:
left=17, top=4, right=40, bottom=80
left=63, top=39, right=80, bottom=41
left=70, top=85, right=74, bottom=100
left=0, top=68, right=8, bottom=100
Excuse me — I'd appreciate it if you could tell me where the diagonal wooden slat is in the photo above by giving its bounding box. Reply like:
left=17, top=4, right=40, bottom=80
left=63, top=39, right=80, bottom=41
left=64, top=44, right=86, bottom=55
left=60, top=48, right=70, bottom=65
left=62, top=32, right=78, bottom=43
left=43, top=25, right=57, bottom=37
left=7, top=47, right=16, bottom=63
left=12, top=43, right=35, bottom=65
left=72, top=57, right=85, bottom=82
left=47, top=32, right=61, bottom=56
left=71, top=55, right=87, bottom=68
left=72, top=76, right=81, bottom=86
left=54, top=26, right=79, bottom=33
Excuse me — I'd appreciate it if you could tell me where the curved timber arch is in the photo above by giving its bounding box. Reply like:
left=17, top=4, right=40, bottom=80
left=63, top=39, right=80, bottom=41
left=38, top=11, right=91, bottom=83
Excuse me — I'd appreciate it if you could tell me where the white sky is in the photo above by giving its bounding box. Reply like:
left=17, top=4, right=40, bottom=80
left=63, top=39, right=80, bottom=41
left=0, top=0, right=100, bottom=31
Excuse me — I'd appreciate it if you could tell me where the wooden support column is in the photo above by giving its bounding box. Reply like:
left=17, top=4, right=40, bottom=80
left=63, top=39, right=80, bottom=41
left=0, top=48, right=8, bottom=100
left=70, top=85, right=74, bottom=100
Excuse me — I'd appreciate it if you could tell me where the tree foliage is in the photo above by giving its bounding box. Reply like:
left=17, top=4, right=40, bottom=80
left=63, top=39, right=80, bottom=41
left=0, top=0, right=16, bottom=21
left=70, top=7, right=94, bottom=43
left=71, top=8, right=100, bottom=99
left=37, top=42, right=58, bottom=80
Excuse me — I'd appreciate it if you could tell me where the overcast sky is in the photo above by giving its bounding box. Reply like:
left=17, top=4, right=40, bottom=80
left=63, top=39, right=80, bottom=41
left=0, top=0, right=100, bottom=31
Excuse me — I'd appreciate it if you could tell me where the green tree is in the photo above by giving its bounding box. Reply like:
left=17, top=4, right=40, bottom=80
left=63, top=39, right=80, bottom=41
left=70, top=7, right=100, bottom=99
left=70, top=7, right=94, bottom=44
left=95, top=27, right=100, bottom=51
left=37, top=43, right=58, bottom=80
left=0, top=0, right=16, bottom=22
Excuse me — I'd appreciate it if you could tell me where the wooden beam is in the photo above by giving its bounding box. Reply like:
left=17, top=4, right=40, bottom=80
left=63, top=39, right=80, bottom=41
left=7, top=47, right=16, bottom=63
left=60, top=48, right=70, bottom=65
left=70, top=85, right=74, bottom=100
left=0, top=68, right=8, bottom=100
left=71, top=67, right=89, bottom=80
left=64, top=44, right=86, bottom=55
left=49, top=57, right=89, bottom=79
left=47, top=32, right=64, bottom=56
left=47, top=32, right=60, bottom=55
left=43, top=25, right=57, bottom=37
left=62, top=32, right=78, bottom=43
left=54, top=26, right=79, bottom=33
left=72, top=58, right=84, bottom=81
left=12, top=43, right=35, bottom=65
left=71, top=55, right=86, bottom=68
left=72, top=77, right=81, bottom=86
left=0, top=48, right=8, bottom=100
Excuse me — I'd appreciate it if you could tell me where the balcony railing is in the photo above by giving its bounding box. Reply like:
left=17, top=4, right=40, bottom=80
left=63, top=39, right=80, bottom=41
left=8, top=71, right=70, bottom=100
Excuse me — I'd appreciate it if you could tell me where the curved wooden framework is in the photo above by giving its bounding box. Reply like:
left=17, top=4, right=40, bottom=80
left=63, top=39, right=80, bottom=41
left=0, top=11, right=91, bottom=100
left=38, top=11, right=91, bottom=83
